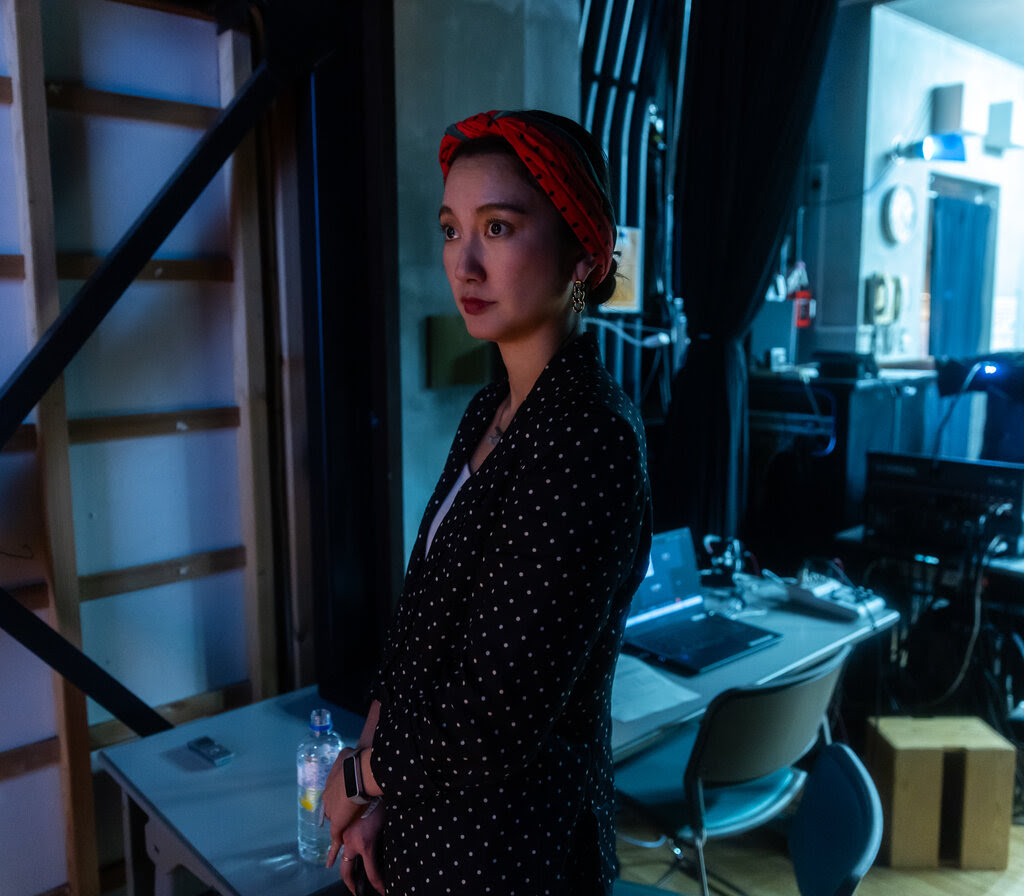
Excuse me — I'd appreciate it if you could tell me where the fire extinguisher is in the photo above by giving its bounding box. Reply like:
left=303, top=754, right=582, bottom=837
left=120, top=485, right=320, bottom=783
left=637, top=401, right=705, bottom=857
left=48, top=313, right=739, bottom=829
left=791, top=288, right=815, bottom=328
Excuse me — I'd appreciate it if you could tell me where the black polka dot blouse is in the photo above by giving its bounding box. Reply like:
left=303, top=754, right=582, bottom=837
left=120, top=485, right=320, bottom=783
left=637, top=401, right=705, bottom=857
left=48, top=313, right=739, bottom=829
left=370, top=331, right=653, bottom=895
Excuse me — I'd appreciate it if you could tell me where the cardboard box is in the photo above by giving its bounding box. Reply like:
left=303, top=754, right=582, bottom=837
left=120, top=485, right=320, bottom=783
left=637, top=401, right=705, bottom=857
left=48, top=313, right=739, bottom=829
left=865, top=716, right=1016, bottom=869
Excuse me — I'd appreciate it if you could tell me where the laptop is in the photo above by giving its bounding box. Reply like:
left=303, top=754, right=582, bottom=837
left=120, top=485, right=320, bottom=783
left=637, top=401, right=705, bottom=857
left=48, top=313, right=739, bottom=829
left=621, top=527, right=782, bottom=675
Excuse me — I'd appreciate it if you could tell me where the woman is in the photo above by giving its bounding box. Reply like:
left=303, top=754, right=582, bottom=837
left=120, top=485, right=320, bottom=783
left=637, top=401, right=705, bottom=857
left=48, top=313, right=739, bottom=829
left=322, top=109, right=653, bottom=895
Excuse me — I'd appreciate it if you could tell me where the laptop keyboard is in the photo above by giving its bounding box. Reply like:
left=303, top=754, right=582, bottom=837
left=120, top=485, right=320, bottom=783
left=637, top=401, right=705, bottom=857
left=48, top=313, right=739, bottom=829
left=631, top=614, right=737, bottom=655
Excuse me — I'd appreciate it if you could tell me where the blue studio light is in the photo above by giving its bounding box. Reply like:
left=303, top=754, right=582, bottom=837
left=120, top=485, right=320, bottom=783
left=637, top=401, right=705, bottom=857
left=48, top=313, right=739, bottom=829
left=899, top=132, right=966, bottom=161
left=922, top=133, right=966, bottom=160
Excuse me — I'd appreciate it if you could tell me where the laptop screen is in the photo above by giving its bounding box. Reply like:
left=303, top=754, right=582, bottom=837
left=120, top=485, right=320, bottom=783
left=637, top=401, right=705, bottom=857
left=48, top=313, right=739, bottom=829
left=627, top=527, right=704, bottom=624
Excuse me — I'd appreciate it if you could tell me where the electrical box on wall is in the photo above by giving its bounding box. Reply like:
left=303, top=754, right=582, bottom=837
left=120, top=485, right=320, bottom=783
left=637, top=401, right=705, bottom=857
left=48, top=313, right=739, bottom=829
left=985, top=101, right=1023, bottom=155
left=931, top=82, right=987, bottom=137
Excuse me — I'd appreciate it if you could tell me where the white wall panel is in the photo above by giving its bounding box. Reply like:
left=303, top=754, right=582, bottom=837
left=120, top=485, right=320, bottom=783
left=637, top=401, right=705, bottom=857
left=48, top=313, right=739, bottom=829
left=70, top=430, right=242, bottom=575
left=0, top=454, right=42, bottom=555
left=80, top=570, right=248, bottom=725
left=0, top=282, right=30, bottom=385
left=0, top=107, right=18, bottom=253
left=41, top=0, right=220, bottom=105
left=47, top=112, right=231, bottom=257
left=0, top=767, right=69, bottom=896
left=0, top=613, right=58, bottom=751
left=62, top=280, right=235, bottom=416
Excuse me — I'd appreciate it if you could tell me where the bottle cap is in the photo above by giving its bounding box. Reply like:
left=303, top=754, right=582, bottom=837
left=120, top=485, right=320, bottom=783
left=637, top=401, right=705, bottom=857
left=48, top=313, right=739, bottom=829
left=309, top=708, right=333, bottom=733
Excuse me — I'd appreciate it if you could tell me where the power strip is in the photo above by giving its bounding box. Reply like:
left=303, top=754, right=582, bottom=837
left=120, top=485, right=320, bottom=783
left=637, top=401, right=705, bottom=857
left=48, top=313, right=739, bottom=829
left=785, top=571, right=886, bottom=621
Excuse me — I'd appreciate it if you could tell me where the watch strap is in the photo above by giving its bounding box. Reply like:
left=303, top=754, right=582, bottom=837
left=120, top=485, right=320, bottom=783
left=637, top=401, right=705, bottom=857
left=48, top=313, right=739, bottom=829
left=344, top=749, right=371, bottom=805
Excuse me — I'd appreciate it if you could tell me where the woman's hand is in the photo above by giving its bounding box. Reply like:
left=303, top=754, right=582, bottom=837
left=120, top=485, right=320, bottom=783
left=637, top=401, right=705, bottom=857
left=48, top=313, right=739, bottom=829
left=340, top=798, right=386, bottom=894
left=323, top=747, right=362, bottom=864
left=325, top=700, right=383, bottom=869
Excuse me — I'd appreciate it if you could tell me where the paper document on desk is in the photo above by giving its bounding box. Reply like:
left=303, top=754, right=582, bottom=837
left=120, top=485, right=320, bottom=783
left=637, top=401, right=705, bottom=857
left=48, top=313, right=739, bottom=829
left=612, top=653, right=700, bottom=722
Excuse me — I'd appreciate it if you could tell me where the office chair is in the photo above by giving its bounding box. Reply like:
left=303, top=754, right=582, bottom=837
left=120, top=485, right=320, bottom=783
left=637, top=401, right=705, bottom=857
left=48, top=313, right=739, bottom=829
left=614, top=646, right=850, bottom=896
left=613, top=881, right=675, bottom=895
left=788, top=742, right=882, bottom=896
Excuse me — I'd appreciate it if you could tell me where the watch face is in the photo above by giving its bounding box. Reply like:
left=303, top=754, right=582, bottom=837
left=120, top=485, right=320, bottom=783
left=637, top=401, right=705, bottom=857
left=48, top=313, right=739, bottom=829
left=343, top=754, right=359, bottom=797
left=882, top=184, right=917, bottom=244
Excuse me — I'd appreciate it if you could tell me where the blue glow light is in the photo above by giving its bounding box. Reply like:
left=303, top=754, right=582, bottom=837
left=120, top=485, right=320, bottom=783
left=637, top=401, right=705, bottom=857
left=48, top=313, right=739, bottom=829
left=920, top=133, right=966, bottom=161
left=897, top=133, right=966, bottom=162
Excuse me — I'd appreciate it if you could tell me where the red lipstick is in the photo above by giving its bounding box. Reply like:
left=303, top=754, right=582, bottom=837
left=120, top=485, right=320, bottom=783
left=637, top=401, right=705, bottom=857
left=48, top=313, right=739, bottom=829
left=461, top=298, right=493, bottom=315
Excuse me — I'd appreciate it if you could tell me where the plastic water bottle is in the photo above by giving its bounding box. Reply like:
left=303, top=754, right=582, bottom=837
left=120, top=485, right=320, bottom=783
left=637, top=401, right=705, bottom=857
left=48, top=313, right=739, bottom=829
left=296, top=708, right=343, bottom=864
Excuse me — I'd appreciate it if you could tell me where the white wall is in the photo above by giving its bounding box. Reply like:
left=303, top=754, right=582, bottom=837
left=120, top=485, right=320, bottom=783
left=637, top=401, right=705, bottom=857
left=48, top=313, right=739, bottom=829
left=393, top=0, right=581, bottom=558
left=780, top=5, right=1024, bottom=369
left=40, top=0, right=249, bottom=725
left=862, top=7, right=1024, bottom=361
left=797, top=6, right=1024, bottom=363
left=1, top=2, right=254, bottom=892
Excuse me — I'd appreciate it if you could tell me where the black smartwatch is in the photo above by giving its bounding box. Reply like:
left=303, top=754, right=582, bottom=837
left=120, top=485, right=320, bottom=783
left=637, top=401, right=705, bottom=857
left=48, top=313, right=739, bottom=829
left=343, top=749, right=371, bottom=805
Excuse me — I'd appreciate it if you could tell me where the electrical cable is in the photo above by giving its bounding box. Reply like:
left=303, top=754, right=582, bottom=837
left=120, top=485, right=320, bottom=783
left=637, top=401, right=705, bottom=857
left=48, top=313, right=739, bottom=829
left=804, top=91, right=931, bottom=211
left=638, top=344, right=666, bottom=408
left=916, top=528, right=1006, bottom=710
left=804, top=155, right=896, bottom=210
left=797, top=378, right=836, bottom=457
left=585, top=315, right=673, bottom=348
left=930, top=360, right=985, bottom=461
left=585, top=316, right=675, bottom=413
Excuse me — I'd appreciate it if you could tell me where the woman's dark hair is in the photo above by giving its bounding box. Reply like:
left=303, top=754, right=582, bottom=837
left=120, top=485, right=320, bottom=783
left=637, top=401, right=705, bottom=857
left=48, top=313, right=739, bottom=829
left=445, top=112, right=619, bottom=307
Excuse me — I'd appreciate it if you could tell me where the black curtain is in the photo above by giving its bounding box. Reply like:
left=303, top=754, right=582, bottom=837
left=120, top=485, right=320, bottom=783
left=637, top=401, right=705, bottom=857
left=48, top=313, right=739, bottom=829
left=654, top=0, right=838, bottom=540
left=929, top=195, right=991, bottom=457
left=301, top=2, right=404, bottom=713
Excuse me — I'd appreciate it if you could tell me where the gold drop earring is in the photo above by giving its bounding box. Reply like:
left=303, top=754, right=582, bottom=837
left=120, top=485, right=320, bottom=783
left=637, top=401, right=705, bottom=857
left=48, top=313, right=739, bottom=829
left=571, top=280, right=587, bottom=314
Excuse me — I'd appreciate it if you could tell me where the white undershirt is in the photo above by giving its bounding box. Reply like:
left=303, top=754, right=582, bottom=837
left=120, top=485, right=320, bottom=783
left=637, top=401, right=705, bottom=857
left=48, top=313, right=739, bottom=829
left=425, top=463, right=471, bottom=556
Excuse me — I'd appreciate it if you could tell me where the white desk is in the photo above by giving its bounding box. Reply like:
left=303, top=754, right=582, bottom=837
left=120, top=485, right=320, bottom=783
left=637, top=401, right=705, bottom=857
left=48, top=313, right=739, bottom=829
left=611, top=585, right=899, bottom=760
left=100, top=592, right=897, bottom=896
left=99, top=688, right=364, bottom=896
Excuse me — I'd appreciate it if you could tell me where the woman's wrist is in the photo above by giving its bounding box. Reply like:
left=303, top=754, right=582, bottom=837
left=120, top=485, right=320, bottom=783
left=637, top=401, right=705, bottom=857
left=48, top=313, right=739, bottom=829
left=358, top=746, right=380, bottom=798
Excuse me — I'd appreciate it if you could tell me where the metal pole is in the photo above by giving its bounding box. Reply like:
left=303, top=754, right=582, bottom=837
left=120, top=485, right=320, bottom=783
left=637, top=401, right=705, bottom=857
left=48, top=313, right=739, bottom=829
left=0, top=587, right=173, bottom=736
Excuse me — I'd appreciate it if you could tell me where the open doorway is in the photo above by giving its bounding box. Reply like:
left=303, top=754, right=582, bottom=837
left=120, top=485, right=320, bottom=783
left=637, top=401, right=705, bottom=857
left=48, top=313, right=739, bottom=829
left=924, top=173, right=999, bottom=457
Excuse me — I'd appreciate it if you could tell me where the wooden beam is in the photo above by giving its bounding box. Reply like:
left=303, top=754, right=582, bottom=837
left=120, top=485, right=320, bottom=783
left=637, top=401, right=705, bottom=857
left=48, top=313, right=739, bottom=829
left=221, top=28, right=278, bottom=701
left=78, top=545, right=246, bottom=601
left=268, top=87, right=318, bottom=686
left=6, top=581, right=50, bottom=611
left=88, top=680, right=252, bottom=750
left=67, top=406, right=240, bottom=444
left=0, top=736, right=61, bottom=783
left=1, top=423, right=38, bottom=453
left=56, top=252, right=233, bottom=282
left=45, top=81, right=219, bottom=129
left=0, top=253, right=26, bottom=278
left=6, top=2, right=99, bottom=891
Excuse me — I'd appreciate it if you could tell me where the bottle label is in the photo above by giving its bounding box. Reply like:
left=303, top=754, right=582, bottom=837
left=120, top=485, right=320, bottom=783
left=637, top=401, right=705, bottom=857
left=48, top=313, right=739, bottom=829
left=298, top=758, right=330, bottom=813
left=299, top=786, right=322, bottom=812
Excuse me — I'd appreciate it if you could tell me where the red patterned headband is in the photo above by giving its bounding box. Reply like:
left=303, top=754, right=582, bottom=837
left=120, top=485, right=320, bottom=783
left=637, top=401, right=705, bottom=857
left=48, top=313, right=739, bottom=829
left=439, top=110, right=616, bottom=287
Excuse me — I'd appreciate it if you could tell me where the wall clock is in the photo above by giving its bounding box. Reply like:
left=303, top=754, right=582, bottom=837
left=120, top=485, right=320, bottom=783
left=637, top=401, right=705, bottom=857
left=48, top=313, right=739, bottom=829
left=881, top=183, right=917, bottom=244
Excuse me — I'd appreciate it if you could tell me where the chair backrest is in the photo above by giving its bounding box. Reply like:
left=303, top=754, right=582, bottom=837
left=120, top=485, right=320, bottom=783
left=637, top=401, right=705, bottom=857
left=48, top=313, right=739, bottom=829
left=788, top=742, right=883, bottom=896
left=612, top=881, right=673, bottom=896
left=687, top=645, right=850, bottom=791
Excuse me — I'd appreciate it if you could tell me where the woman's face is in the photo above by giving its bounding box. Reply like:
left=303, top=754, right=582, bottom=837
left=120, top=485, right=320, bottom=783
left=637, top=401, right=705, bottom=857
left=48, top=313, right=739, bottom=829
left=439, top=152, right=589, bottom=347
